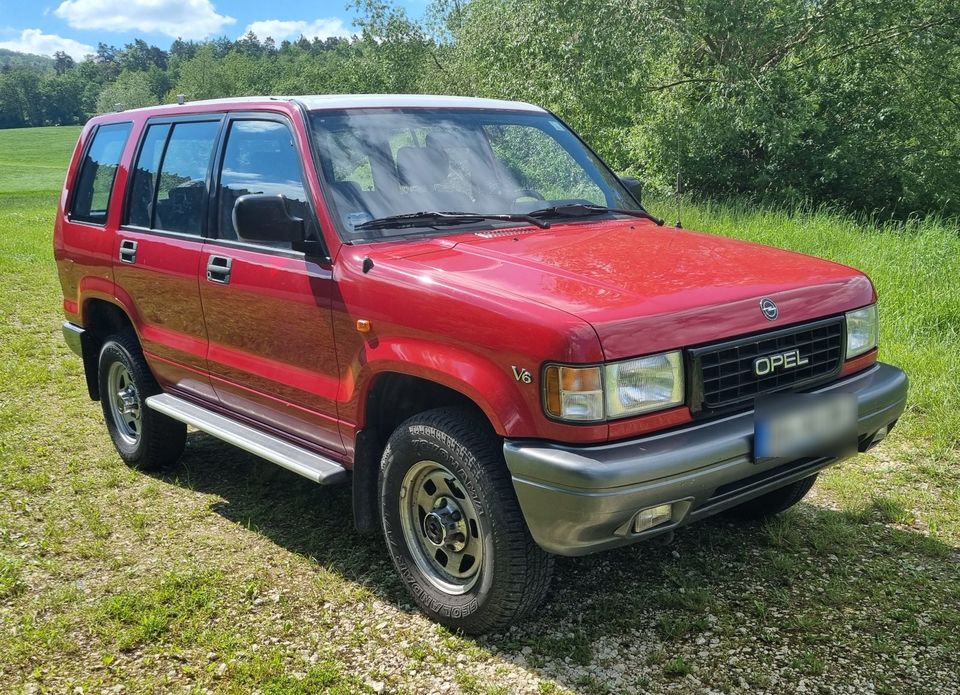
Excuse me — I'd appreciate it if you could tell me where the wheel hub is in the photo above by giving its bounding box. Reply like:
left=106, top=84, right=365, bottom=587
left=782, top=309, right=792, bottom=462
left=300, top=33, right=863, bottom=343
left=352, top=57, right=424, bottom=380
left=118, top=385, right=139, bottom=415
left=423, top=497, right=467, bottom=551
left=107, top=362, right=142, bottom=444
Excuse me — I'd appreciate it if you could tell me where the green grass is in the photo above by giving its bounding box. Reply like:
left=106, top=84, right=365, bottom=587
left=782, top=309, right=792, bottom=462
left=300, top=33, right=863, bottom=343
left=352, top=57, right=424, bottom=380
left=0, top=125, right=957, bottom=693
left=0, top=125, right=80, bottom=192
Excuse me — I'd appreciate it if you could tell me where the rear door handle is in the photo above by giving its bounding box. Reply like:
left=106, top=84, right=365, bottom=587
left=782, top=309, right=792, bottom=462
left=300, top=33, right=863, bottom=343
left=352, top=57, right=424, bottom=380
left=206, top=255, right=233, bottom=284
left=119, top=239, right=137, bottom=264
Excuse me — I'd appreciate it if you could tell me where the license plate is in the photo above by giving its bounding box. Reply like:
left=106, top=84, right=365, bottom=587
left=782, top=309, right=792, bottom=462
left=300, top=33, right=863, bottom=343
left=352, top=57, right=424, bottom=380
left=754, top=393, right=857, bottom=464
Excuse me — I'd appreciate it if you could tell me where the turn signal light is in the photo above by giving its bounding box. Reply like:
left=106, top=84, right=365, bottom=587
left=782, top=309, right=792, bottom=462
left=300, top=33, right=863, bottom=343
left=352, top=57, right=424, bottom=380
left=543, top=365, right=604, bottom=421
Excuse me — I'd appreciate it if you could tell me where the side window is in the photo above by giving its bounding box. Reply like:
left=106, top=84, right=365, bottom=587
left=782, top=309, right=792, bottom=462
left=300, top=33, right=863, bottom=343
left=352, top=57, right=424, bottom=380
left=69, top=122, right=132, bottom=224
left=216, top=119, right=311, bottom=246
left=153, top=121, right=220, bottom=235
left=125, top=123, right=170, bottom=228
left=483, top=124, right=604, bottom=205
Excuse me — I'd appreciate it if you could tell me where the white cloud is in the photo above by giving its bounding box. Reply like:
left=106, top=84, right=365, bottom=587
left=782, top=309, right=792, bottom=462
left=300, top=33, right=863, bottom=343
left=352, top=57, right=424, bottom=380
left=54, top=0, right=235, bottom=39
left=243, top=18, right=352, bottom=42
left=0, top=28, right=94, bottom=60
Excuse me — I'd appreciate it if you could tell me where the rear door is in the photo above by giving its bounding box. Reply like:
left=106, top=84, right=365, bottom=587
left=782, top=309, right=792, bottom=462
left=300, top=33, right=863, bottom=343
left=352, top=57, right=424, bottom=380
left=113, top=116, right=223, bottom=401
left=198, top=113, right=343, bottom=455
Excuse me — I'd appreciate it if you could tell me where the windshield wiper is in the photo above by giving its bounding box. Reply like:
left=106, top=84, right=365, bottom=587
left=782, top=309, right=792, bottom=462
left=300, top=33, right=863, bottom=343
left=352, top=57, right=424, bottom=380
left=528, top=203, right=664, bottom=226
left=353, top=211, right=550, bottom=232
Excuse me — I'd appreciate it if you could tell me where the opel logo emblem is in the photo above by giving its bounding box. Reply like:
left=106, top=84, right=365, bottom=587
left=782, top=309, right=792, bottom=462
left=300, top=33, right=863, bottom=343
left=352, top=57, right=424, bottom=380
left=760, top=297, right=779, bottom=321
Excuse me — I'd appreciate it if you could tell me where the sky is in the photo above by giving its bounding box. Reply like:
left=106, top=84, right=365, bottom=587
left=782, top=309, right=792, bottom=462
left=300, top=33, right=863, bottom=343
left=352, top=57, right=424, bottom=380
left=0, top=0, right=426, bottom=61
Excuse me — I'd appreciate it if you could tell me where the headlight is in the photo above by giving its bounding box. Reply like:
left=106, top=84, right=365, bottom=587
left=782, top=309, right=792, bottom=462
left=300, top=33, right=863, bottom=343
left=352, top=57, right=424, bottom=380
left=845, top=304, right=878, bottom=358
left=604, top=352, right=684, bottom=418
left=543, top=351, right=684, bottom=422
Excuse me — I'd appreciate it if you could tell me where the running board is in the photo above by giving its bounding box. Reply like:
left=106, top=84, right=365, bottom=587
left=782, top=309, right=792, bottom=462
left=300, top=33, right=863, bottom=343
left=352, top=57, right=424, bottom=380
left=145, top=393, right=348, bottom=485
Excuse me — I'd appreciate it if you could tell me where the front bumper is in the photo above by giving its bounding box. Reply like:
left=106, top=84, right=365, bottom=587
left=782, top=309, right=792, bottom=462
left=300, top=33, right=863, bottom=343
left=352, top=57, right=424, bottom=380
left=504, top=362, right=908, bottom=556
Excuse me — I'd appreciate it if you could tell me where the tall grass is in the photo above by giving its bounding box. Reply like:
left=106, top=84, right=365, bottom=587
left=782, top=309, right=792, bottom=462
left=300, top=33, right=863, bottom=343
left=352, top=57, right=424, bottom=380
left=647, top=197, right=960, bottom=453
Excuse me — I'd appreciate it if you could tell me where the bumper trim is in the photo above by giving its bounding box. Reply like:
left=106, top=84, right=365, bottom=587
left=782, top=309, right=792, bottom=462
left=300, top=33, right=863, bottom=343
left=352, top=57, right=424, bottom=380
left=504, top=362, right=907, bottom=556
left=62, top=321, right=85, bottom=357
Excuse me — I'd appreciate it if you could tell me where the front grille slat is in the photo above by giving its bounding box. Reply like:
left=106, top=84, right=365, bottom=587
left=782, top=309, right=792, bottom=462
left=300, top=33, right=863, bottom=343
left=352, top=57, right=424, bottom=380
left=691, top=317, right=844, bottom=411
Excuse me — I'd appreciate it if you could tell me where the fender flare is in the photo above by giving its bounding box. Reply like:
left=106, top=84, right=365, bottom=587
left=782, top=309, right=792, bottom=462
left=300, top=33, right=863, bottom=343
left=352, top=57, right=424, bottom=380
left=76, top=292, right=139, bottom=400
left=350, top=337, right=536, bottom=437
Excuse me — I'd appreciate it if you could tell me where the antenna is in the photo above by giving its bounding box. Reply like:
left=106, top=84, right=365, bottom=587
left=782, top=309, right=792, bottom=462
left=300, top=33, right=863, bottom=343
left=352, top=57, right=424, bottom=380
left=675, top=110, right=683, bottom=229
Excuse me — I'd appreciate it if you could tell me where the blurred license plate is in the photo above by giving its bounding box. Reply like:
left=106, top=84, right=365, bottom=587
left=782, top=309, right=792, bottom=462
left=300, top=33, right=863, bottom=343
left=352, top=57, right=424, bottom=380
left=754, top=393, right=857, bottom=464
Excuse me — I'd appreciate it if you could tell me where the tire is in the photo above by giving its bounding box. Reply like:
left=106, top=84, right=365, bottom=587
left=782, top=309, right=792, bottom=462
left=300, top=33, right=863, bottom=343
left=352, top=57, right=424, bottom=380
left=379, top=407, right=553, bottom=634
left=729, top=474, right=819, bottom=520
left=98, top=331, right=186, bottom=471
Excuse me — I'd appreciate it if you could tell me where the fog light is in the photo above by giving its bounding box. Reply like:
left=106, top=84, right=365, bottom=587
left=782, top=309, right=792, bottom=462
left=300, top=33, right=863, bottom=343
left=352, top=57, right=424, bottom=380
left=633, top=503, right=673, bottom=533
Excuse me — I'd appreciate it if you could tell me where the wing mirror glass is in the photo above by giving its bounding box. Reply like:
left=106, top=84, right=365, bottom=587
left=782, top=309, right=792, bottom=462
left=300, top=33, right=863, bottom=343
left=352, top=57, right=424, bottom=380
left=233, top=194, right=305, bottom=243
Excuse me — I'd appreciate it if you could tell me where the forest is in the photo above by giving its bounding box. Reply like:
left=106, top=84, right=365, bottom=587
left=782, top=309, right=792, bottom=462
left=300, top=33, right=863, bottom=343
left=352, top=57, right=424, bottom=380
left=1, top=0, right=958, bottom=217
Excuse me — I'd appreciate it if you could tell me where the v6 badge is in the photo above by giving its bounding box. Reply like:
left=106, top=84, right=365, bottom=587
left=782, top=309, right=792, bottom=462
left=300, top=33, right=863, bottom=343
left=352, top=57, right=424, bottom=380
left=512, top=366, right=533, bottom=384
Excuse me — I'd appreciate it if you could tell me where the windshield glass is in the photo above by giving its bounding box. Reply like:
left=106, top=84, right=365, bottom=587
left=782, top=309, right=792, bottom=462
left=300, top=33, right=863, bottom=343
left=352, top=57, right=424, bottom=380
left=308, top=108, right=640, bottom=240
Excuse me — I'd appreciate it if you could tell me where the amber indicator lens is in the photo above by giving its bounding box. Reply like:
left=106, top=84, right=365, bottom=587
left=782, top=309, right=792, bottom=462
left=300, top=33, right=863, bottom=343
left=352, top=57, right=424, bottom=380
left=543, top=365, right=603, bottom=421
left=560, top=366, right=601, bottom=392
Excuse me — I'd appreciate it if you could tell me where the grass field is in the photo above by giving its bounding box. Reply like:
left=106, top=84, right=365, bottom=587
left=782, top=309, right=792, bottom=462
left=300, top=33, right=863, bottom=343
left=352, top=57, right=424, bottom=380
left=0, top=125, right=958, bottom=694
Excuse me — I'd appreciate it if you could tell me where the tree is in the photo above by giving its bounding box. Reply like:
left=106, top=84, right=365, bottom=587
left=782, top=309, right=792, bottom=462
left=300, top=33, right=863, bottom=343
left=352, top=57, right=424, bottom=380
left=169, top=44, right=229, bottom=101
left=0, top=73, right=26, bottom=128
left=96, top=71, right=158, bottom=113
left=53, top=51, right=75, bottom=76
left=433, top=0, right=960, bottom=217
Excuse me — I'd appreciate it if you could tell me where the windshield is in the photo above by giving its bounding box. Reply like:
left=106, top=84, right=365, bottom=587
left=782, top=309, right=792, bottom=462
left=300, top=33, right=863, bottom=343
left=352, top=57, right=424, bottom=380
left=308, top=108, right=641, bottom=240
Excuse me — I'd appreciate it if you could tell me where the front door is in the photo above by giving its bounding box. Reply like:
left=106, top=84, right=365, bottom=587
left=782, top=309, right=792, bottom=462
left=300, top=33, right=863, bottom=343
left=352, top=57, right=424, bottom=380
left=113, top=117, right=222, bottom=401
left=199, top=114, right=344, bottom=455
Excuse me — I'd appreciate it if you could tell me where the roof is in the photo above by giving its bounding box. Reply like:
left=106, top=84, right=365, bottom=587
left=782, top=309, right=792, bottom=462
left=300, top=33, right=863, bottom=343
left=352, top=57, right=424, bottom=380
left=293, top=94, right=545, bottom=112
left=113, top=94, right=545, bottom=116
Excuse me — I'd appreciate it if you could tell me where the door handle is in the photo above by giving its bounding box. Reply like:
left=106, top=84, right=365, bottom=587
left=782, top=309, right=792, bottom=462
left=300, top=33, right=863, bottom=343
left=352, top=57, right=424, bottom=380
left=119, top=239, right=137, bottom=264
left=206, top=255, right=233, bottom=284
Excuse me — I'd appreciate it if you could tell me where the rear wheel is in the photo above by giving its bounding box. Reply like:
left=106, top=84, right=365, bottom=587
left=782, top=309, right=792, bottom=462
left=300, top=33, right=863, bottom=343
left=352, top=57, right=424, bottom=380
left=379, top=407, right=553, bottom=634
left=729, top=474, right=818, bottom=520
left=98, top=331, right=186, bottom=470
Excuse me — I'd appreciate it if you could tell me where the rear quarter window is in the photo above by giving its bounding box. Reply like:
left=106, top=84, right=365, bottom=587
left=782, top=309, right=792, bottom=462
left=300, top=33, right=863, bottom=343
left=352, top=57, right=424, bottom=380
left=69, top=122, right=132, bottom=225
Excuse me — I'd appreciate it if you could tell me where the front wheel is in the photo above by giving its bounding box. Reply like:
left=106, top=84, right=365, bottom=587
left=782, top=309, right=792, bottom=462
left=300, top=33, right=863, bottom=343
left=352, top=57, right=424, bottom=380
left=98, top=331, right=186, bottom=471
left=379, top=408, right=553, bottom=634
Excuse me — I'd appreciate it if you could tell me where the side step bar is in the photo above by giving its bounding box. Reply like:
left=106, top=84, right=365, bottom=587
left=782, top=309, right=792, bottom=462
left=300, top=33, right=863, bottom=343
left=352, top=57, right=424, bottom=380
left=145, top=393, right=348, bottom=485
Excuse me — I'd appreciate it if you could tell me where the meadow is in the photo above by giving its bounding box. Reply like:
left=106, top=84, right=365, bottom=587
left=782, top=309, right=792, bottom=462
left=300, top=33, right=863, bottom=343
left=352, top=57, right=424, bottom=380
left=0, top=126, right=957, bottom=693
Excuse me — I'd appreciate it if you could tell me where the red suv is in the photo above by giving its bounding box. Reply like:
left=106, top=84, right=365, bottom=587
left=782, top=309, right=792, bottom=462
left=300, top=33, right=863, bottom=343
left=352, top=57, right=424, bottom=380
left=54, top=95, right=907, bottom=633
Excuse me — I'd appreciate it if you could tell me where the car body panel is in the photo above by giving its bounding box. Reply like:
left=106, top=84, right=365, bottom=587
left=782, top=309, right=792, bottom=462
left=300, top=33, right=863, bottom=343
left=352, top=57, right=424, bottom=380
left=331, top=246, right=609, bottom=450
left=53, top=122, right=116, bottom=325
left=399, top=220, right=876, bottom=360
left=113, top=230, right=215, bottom=401
left=200, top=242, right=345, bottom=454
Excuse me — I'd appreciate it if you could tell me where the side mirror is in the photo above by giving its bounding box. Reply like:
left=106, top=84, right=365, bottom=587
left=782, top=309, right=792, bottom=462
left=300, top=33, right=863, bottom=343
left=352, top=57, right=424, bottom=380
left=619, top=175, right=643, bottom=205
left=233, top=194, right=305, bottom=243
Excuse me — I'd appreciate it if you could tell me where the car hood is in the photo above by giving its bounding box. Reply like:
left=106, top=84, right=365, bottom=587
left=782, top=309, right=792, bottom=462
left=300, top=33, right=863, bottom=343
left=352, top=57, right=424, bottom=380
left=392, top=219, right=875, bottom=360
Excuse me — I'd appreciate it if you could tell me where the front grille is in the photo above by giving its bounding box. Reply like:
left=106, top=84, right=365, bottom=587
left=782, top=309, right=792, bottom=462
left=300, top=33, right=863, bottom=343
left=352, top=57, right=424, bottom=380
left=690, top=317, right=844, bottom=411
